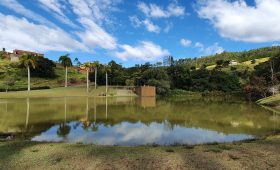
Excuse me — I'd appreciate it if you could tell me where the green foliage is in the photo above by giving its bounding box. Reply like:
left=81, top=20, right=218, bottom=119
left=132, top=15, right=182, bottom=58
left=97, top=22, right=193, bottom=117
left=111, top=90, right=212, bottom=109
left=31, top=57, right=56, bottom=78
left=245, top=52, right=280, bottom=100
left=59, top=54, right=72, bottom=68
left=168, top=65, right=191, bottom=89
left=140, top=68, right=170, bottom=95
left=216, top=59, right=224, bottom=66
left=20, top=54, right=36, bottom=69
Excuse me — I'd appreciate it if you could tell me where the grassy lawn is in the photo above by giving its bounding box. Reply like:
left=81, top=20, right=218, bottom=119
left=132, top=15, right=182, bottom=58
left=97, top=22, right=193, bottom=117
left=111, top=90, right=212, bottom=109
left=0, top=136, right=279, bottom=170
left=0, top=86, right=124, bottom=98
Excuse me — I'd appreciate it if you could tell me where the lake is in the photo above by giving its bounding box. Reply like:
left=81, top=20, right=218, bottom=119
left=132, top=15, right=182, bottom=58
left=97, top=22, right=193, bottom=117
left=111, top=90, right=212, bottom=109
left=0, top=97, right=279, bottom=146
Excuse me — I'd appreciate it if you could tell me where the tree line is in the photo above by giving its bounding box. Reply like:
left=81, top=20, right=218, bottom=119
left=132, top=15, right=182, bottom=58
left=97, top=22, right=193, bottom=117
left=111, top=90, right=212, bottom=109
left=1, top=46, right=280, bottom=99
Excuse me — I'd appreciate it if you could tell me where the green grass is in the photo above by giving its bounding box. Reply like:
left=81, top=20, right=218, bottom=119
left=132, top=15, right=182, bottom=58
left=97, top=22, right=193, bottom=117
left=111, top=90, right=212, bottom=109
left=0, top=86, right=120, bottom=98
left=256, top=94, right=280, bottom=114
left=257, top=94, right=280, bottom=105
left=0, top=86, right=138, bottom=98
left=206, top=57, right=269, bottom=72
left=0, top=136, right=279, bottom=170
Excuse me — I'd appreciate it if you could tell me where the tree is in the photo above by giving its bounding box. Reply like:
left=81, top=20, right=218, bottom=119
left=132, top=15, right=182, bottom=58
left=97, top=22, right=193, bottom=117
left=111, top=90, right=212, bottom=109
left=31, top=57, right=56, bottom=78
left=84, top=62, right=95, bottom=93
left=0, top=50, right=5, bottom=60
left=141, top=68, right=170, bottom=95
left=92, top=61, right=100, bottom=89
left=20, top=54, right=36, bottom=91
left=59, top=54, right=72, bottom=87
left=74, top=57, right=81, bottom=66
left=3, top=66, right=16, bottom=92
left=103, top=64, right=111, bottom=94
left=216, top=59, right=224, bottom=66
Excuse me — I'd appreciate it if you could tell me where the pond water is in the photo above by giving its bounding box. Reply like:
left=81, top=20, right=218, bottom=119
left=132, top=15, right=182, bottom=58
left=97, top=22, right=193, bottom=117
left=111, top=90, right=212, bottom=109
left=0, top=97, right=279, bottom=146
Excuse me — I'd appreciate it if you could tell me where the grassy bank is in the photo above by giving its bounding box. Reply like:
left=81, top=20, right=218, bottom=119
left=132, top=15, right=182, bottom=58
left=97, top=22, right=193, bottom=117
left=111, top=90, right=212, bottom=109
left=0, top=135, right=279, bottom=170
left=0, top=60, right=86, bottom=90
left=0, top=86, right=137, bottom=98
left=257, top=94, right=280, bottom=113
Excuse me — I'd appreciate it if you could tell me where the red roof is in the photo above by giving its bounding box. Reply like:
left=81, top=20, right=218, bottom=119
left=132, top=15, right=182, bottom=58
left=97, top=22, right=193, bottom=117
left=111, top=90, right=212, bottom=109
left=13, top=49, right=44, bottom=57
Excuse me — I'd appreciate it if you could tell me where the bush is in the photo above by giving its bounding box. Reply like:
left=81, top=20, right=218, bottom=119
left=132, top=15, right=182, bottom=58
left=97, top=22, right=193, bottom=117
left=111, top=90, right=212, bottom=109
left=147, top=79, right=170, bottom=96
left=69, top=78, right=77, bottom=84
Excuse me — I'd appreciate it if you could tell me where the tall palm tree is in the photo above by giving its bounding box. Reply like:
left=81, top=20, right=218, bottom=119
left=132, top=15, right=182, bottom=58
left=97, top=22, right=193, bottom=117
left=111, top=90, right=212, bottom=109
left=92, top=61, right=100, bottom=89
left=59, top=54, right=72, bottom=87
left=103, top=64, right=111, bottom=94
left=83, top=62, right=95, bottom=93
left=20, top=54, right=36, bottom=91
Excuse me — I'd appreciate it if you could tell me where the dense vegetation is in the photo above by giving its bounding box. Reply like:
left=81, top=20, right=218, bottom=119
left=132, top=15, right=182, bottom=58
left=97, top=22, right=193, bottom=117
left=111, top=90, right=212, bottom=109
left=1, top=46, right=280, bottom=98
left=245, top=52, right=280, bottom=100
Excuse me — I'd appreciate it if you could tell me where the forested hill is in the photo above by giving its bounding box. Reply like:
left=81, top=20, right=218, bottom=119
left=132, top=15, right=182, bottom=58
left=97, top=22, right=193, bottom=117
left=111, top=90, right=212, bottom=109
left=174, top=46, right=280, bottom=67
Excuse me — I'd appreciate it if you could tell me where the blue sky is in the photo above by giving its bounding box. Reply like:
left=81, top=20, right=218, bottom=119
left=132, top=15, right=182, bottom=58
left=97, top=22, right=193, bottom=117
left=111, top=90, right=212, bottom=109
left=0, top=0, right=280, bottom=67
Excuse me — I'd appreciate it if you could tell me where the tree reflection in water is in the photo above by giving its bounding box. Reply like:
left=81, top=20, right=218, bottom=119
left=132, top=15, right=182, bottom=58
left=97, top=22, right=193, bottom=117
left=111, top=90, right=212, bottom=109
left=57, top=97, right=71, bottom=138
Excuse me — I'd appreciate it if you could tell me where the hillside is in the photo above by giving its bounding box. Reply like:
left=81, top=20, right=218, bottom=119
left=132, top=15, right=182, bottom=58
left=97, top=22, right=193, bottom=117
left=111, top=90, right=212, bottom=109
left=175, top=46, right=280, bottom=67
left=0, top=60, right=86, bottom=91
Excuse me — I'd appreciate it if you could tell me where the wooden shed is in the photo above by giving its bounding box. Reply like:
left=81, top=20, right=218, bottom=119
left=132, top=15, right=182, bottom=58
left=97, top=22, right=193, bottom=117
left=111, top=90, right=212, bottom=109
left=135, top=86, right=156, bottom=97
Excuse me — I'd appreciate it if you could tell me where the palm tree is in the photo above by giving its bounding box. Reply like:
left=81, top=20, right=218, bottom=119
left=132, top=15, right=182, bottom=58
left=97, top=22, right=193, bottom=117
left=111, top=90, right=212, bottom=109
left=83, top=62, right=94, bottom=93
left=59, top=54, right=72, bottom=87
left=20, top=54, right=36, bottom=91
left=92, top=61, right=100, bottom=89
left=103, top=64, right=111, bottom=94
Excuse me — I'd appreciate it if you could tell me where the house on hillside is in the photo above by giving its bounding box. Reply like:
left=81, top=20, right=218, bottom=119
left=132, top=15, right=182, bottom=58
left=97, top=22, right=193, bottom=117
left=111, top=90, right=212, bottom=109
left=1, top=48, right=44, bottom=62
left=229, top=60, right=238, bottom=66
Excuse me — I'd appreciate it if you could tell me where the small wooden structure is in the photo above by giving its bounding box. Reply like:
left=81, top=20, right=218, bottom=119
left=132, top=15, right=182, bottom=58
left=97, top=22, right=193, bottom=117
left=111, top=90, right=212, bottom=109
left=135, top=86, right=156, bottom=97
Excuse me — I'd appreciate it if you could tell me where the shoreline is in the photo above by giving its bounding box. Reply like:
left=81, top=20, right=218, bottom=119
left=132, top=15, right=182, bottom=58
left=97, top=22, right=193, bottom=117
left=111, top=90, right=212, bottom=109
left=1, top=135, right=279, bottom=169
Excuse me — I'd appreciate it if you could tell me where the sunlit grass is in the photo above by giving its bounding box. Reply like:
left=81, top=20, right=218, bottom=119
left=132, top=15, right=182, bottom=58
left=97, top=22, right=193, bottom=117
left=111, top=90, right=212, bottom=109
left=0, top=86, right=122, bottom=98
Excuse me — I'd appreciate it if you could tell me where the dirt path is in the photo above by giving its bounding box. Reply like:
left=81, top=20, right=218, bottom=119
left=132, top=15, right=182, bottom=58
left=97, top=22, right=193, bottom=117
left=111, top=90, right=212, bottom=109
left=0, top=136, right=279, bottom=170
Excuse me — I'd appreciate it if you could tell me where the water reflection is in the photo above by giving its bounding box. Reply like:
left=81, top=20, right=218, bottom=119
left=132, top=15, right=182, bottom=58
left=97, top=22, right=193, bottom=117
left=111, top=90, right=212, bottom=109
left=32, top=122, right=253, bottom=145
left=25, top=98, right=30, bottom=129
left=0, top=96, right=279, bottom=145
left=56, top=97, right=71, bottom=139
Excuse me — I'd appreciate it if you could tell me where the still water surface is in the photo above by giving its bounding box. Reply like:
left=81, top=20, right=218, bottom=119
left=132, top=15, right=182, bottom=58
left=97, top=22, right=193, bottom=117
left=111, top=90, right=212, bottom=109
left=0, top=97, right=279, bottom=145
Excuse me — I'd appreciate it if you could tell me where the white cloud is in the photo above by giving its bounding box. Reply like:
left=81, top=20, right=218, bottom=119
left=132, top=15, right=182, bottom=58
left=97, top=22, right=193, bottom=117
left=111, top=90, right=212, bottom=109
left=195, top=42, right=204, bottom=48
left=115, top=41, right=170, bottom=61
left=38, top=0, right=77, bottom=28
left=67, top=0, right=119, bottom=50
left=180, top=39, right=192, bottom=47
left=137, top=1, right=185, bottom=18
left=68, top=0, right=122, bottom=25
left=0, top=13, right=86, bottom=52
left=143, top=19, right=161, bottom=33
left=129, top=16, right=161, bottom=33
left=203, top=43, right=224, bottom=55
left=76, top=18, right=117, bottom=50
left=129, top=16, right=142, bottom=28
left=164, top=22, right=173, bottom=33
left=0, top=0, right=55, bottom=27
left=197, top=0, right=280, bottom=43
left=39, top=0, right=65, bottom=16
left=195, top=42, right=224, bottom=55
